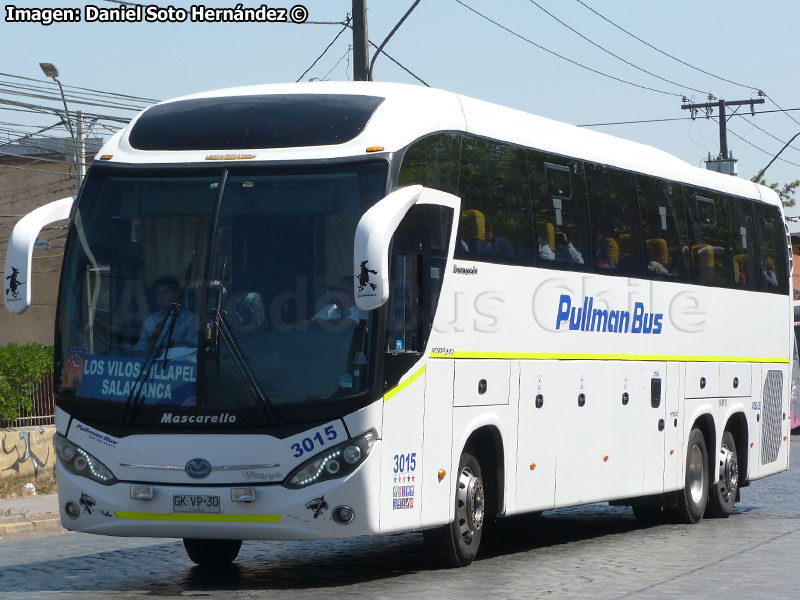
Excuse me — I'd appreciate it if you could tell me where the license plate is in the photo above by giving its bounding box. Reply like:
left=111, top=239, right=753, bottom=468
left=173, top=494, right=221, bottom=513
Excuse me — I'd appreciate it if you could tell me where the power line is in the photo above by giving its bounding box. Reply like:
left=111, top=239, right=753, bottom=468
left=716, top=118, right=800, bottom=169
left=578, top=107, right=800, bottom=127
left=297, top=16, right=352, bottom=82
left=368, top=0, right=423, bottom=81
left=572, top=0, right=760, bottom=93
left=0, top=85, right=146, bottom=113
left=322, top=47, right=353, bottom=80
left=526, top=0, right=710, bottom=97
left=0, top=71, right=158, bottom=104
left=763, top=93, right=800, bottom=131
left=734, top=116, right=800, bottom=157
left=367, top=39, right=429, bottom=86
left=291, top=17, right=430, bottom=87
left=0, top=161, right=73, bottom=176
left=0, top=81, right=150, bottom=111
left=454, top=0, right=681, bottom=98
left=0, top=97, right=131, bottom=123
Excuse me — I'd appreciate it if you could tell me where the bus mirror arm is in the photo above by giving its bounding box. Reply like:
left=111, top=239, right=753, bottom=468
left=3, top=196, right=74, bottom=315
left=353, top=185, right=424, bottom=311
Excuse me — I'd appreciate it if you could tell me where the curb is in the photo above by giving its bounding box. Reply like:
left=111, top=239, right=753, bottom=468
left=0, top=514, right=65, bottom=541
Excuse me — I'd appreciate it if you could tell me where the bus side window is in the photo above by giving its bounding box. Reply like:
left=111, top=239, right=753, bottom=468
left=727, top=196, right=757, bottom=289
left=529, top=151, right=590, bottom=271
left=637, top=176, right=690, bottom=282
left=397, top=132, right=461, bottom=195
left=755, top=203, right=790, bottom=294
left=585, top=164, right=643, bottom=278
left=684, top=187, right=733, bottom=287
left=455, top=136, right=535, bottom=265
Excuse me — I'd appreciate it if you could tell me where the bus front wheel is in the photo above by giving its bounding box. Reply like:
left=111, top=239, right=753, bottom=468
left=183, top=538, right=242, bottom=567
left=423, top=450, right=485, bottom=567
left=672, top=427, right=709, bottom=524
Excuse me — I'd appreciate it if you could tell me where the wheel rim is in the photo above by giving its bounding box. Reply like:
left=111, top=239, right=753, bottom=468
left=688, top=444, right=706, bottom=504
left=718, top=443, right=738, bottom=502
left=456, top=466, right=484, bottom=544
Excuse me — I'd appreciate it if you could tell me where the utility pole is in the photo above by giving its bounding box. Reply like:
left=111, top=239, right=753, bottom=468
left=681, top=96, right=765, bottom=176
left=352, top=0, right=369, bottom=81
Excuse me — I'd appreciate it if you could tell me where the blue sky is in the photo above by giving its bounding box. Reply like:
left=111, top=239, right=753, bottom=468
left=3, top=0, right=799, bottom=216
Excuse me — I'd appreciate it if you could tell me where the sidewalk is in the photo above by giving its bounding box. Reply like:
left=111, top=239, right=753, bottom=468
left=0, top=493, right=64, bottom=541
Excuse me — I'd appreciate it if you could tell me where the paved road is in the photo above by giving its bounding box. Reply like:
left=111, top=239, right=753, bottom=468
left=1, top=439, right=799, bottom=600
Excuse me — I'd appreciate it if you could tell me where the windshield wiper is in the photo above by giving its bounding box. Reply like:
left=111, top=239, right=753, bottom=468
left=210, top=257, right=277, bottom=423
left=122, top=255, right=195, bottom=423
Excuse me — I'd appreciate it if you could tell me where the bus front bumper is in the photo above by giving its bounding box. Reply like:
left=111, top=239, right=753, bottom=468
left=55, top=449, right=381, bottom=540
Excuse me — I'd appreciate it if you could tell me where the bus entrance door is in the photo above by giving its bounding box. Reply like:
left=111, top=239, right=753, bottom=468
left=355, top=186, right=460, bottom=533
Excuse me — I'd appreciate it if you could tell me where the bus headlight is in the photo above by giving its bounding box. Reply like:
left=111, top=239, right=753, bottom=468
left=284, top=430, right=377, bottom=489
left=54, top=433, right=117, bottom=486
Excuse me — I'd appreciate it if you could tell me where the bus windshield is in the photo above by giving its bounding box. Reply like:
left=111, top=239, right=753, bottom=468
left=57, top=161, right=387, bottom=425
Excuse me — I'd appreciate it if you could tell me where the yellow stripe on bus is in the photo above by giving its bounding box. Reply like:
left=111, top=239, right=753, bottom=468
left=114, top=512, right=281, bottom=523
left=429, top=351, right=789, bottom=364
left=384, top=365, right=427, bottom=402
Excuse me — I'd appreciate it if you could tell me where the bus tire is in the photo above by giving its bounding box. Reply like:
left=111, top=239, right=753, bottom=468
left=707, top=430, right=739, bottom=518
left=183, top=538, right=242, bottom=567
left=423, top=450, right=485, bottom=567
left=672, top=427, right=709, bottom=524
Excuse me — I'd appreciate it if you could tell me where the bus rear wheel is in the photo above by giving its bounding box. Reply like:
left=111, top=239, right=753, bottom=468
left=183, top=538, right=242, bottom=567
left=423, top=450, right=485, bottom=567
left=707, top=430, right=739, bottom=518
left=671, top=427, right=709, bottom=524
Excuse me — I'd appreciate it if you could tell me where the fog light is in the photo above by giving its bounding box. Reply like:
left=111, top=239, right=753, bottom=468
left=130, top=486, right=154, bottom=501
left=231, top=488, right=256, bottom=503
left=332, top=505, right=355, bottom=524
left=65, top=501, right=80, bottom=520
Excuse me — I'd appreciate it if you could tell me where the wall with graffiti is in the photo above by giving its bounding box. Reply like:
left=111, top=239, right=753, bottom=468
left=1, top=426, right=55, bottom=478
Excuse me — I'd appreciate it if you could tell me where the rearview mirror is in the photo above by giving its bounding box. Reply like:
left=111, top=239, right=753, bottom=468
left=353, top=185, right=460, bottom=311
left=4, top=196, right=74, bottom=315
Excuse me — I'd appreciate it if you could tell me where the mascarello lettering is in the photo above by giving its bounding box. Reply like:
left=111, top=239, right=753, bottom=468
left=160, top=412, right=238, bottom=425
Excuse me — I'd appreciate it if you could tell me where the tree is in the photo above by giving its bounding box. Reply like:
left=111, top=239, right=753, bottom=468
left=751, top=177, right=800, bottom=209
left=0, top=343, right=53, bottom=422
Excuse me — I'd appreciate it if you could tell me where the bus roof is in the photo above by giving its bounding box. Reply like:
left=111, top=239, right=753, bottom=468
left=99, top=81, right=780, bottom=208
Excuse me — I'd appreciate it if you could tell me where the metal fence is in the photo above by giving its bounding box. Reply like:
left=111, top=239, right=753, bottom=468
left=0, top=374, right=55, bottom=428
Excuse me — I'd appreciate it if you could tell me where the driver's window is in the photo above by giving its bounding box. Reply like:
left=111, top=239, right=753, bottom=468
left=387, top=253, right=422, bottom=353
left=384, top=204, right=453, bottom=387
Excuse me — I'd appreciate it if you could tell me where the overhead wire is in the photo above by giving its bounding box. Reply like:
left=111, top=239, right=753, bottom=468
left=297, top=16, right=353, bottom=82
left=0, top=81, right=151, bottom=112
left=453, top=0, right=681, bottom=98
left=572, top=0, right=759, bottom=92
left=526, top=0, right=710, bottom=97
left=732, top=116, right=800, bottom=157
left=0, top=71, right=159, bottom=104
left=714, top=117, right=800, bottom=169
left=323, top=47, right=353, bottom=81
left=579, top=107, right=800, bottom=127
left=571, top=1, right=800, bottom=145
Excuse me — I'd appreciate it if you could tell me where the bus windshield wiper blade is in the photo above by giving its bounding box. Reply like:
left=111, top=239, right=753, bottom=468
left=122, top=254, right=195, bottom=423
left=122, top=304, right=177, bottom=423
left=213, top=310, right=277, bottom=422
left=210, top=257, right=277, bottom=423
left=159, top=253, right=196, bottom=370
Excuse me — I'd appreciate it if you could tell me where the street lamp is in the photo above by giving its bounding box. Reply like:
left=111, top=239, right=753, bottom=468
left=39, top=62, right=83, bottom=191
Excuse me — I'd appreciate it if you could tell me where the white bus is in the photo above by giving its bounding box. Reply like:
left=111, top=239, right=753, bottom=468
left=4, top=82, right=792, bottom=568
